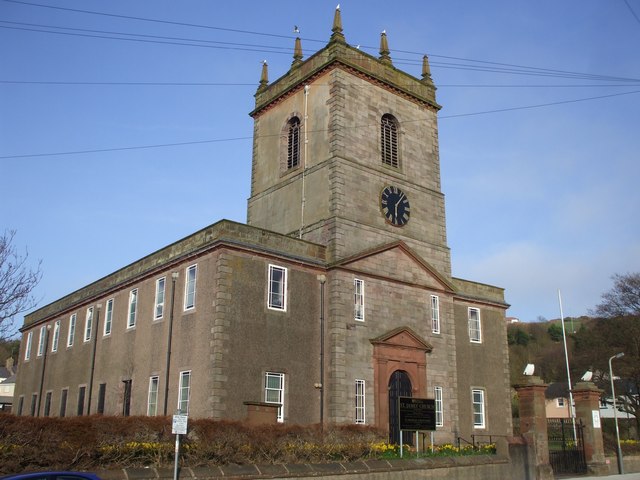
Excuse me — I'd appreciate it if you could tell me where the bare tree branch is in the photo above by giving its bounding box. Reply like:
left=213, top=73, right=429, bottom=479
left=0, top=230, right=42, bottom=336
left=590, top=272, right=640, bottom=318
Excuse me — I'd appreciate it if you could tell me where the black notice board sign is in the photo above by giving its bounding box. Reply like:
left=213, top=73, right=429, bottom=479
left=398, top=397, right=436, bottom=431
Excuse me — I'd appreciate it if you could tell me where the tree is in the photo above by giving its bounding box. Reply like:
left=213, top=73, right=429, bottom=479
left=591, top=272, right=640, bottom=317
left=507, top=326, right=530, bottom=346
left=514, top=329, right=530, bottom=346
left=0, top=337, right=20, bottom=365
left=586, top=272, right=640, bottom=435
left=547, top=323, right=563, bottom=342
left=0, top=230, right=42, bottom=336
left=573, top=315, right=640, bottom=436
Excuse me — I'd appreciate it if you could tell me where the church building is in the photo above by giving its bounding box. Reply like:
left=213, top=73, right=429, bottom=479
left=14, top=8, right=512, bottom=444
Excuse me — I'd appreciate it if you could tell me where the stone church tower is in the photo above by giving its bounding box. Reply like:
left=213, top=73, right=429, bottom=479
left=247, top=8, right=450, bottom=276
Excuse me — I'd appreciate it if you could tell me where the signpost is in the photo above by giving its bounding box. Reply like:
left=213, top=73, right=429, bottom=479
left=172, top=412, right=188, bottom=480
left=398, top=397, right=436, bottom=457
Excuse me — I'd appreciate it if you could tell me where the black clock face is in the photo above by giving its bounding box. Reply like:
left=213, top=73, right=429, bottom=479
left=381, top=186, right=410, bottom=226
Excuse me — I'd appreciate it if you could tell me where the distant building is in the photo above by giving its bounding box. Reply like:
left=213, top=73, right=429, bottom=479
left=545, top=382, right=571, bottom=419
left=0, top=358, right=16, bottom=412
left=13, top=8, right=512, bottom=444
left=599, top=380, right=637, bottom=420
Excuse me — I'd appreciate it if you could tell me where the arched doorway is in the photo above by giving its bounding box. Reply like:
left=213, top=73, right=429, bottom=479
left=388, top=370, right=412, bottom=445
left=371, top=328, right=431, bottom=441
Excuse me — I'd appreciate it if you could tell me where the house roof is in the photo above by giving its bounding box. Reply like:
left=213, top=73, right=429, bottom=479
left=0, top=366, right=11, bottom=379
left=0, top=373, right=16, bottom=384
left=23, top=220, right=327, bottom=329
left=546, top=382, right=570, bottom=399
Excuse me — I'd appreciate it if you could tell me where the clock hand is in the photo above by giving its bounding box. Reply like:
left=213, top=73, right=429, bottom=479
left=395, top=194, right=405, bottom=217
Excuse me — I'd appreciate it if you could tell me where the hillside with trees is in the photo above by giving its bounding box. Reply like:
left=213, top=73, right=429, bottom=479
left=508, top=273, right=640, bottom=435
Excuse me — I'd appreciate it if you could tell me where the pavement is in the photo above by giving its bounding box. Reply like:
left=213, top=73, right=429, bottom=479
left=563, top=474, right=640, bottom=480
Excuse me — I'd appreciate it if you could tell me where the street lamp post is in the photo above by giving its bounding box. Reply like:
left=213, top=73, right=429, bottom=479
left=609, top=352, right=625, bottom=475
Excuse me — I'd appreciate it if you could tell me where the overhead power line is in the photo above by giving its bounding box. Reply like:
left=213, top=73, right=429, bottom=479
left=0, top=24, right=295, bottom=55
left=0, top=20, right=295, bottom=52
left=3, top=21, right=639, bottom=84
left=438, top=89, right=640, bottom=118
left=1, top=0, right=304, bottom=42
left=3, top=2, right=638, bottom=84
left=2, top=89, right=639, bottom=160
left=623, top=0, right=640, bottom=25
left=2, top=80, right=639, bottom=88
left=0, top=137, right=253, bottom=159
left=0, top=80, right=256, bottom=86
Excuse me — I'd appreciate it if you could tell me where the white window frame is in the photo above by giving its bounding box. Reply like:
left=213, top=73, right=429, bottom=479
left=37, top=325, right=46, bottom=356
left=155, top=277, right=166, bottom=320
left=472, top=388, right=486, bottom=429
left=354, top=279, right=365, bottom=322
left=127, top=289, right=138, bottom=329
left=104, top=298, right=114, bottom=336
left=51, top=320, right=60, bottom=353
left=147, top=376, right=159, bottom=416
left=434, top=386, right=443, bottom=427
left=84, top=307, right=94, bottom=342
left=468, top=307, right=482, bottom=343
left=67, top=314, right=76, bottom=347
left=24, top=331, right=33, bottom=360
left=265, top=372, right=285, bottom=422
left=431, top=295, right=440, bottom=334
left=178, top=370, right=191, bottom=414
left=267, top=265, right=287, bottom=311
left=184, top=265, right=197, bottom=311
left=355, top=379, right=366, bottom=424
left=556, top=397, right=565, bottom=408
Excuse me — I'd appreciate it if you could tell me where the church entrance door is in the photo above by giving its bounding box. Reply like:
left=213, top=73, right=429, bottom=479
left=388, top=370, right=412, bottom=445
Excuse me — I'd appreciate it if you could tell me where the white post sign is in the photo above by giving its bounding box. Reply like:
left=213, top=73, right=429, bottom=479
left=592, top=410, right=601, bottom=429
left=172, top=413, right=188, bottom=480
left=172, top=414, right=188, bottom=435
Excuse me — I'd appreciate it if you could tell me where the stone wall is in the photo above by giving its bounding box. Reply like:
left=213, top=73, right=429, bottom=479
left=92, top=450, right=526, bottom=480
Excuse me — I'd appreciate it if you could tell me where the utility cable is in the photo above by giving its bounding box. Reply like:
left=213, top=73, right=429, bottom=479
left=1, top=0, right=304, bottom=42
left=2, top=90, right=639, bottom=160
left=2, top=80, right=639, bottom=88
left=3, top=22, right=637, bottom=83
left=3, top=1, right=636, bottom=84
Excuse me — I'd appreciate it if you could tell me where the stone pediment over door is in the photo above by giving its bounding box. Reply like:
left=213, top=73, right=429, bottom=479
left=370, top=327, right=432, bottom=433
left=370, top=326, right=433, bottom=357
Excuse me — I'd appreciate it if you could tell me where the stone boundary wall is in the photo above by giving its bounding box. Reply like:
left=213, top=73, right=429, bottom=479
left=604, top=455, right=640, bottom=475
left=93, top=455, right=521, bottom=480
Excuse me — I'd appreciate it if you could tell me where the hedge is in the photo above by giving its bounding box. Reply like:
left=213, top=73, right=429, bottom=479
left=0, top=415, right=385, bottom=474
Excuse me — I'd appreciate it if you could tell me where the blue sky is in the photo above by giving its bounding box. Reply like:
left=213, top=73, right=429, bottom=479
left=1, top=0, right=639, bottom=332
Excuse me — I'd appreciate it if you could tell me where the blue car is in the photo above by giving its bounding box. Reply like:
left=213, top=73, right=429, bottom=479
left=0, top=473, right=101, bottom=480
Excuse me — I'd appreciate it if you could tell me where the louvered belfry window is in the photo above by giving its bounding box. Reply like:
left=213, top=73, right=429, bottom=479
left=287, top=117, right=301, bottom=169
left=381, top=114, right=398, bottom=167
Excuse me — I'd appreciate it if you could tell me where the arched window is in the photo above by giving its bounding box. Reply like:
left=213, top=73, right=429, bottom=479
left=287, top=116, right=301, bottom=169
left=381, top=114, right=399, bottom=168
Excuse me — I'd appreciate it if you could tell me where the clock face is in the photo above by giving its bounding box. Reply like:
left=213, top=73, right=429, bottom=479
left=381, top=186, right=410, bottom=226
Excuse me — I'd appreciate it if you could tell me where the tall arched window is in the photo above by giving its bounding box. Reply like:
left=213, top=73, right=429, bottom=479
left=287, top=116, right=301, bottom=169
left=381, top=114, right=399, bottom=168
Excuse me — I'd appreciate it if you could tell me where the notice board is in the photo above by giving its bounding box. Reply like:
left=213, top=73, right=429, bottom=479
left=398, top=397, right=436, bottom=431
